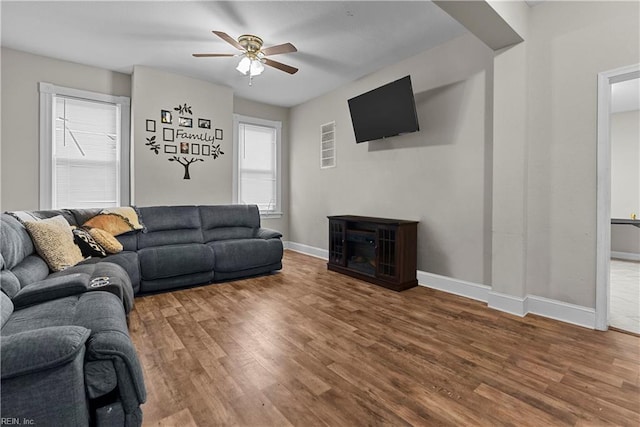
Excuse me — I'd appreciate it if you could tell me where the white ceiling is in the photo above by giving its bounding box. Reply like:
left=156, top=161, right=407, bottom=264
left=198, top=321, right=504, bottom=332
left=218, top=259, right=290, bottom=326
left=1, top=1, right=467, bottom=107
left=611, top=78, right=640, bottom=113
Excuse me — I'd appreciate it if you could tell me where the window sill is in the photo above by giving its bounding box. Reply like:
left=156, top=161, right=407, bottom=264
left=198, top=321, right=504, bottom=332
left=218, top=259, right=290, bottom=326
left=260, top=211, right=283, bottom=219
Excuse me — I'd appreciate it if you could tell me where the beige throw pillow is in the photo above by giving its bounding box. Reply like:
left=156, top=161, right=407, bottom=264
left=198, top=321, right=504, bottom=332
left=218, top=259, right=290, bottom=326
left=101, top=207, right=144, bottom=231
left=24, top=215, right=83, bottom=272
left=88, top=228, right=123, bottom=254
left=83, top=207, right=143, bottom=237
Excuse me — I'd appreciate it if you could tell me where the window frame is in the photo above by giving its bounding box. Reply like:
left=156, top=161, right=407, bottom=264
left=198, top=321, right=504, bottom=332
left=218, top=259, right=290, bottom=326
left=232, top=114, right=282, bottom=218
left=39, top=82, right=130, bottom=209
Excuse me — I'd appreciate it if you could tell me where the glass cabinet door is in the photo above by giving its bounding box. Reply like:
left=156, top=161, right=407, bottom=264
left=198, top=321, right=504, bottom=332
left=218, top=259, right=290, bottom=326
left=328, top=220, right=346, bottom=266
left=376, top=226, right=397, bottom=280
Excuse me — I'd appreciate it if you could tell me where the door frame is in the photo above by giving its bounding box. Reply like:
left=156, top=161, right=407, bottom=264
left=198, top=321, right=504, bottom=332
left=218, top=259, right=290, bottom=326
left=595, top=64, right=640, bottom=331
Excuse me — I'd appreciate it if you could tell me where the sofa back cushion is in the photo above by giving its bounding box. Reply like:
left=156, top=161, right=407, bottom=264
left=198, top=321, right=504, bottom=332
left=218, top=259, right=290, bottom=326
left=1, top=214, right=35, bottom=270
left=0, top=214, right=60, bottom=297
left=68, top=208, right=102, bottom=225
left=199, top=204, right=260, bottom=242
left=137, top=206, right=203, bottom=248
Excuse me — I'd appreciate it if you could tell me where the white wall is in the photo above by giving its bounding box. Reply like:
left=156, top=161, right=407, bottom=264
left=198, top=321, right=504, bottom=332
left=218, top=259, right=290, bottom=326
left=610, top=109, right=640, bottom=255
left=611, top=110, right=640, bottom=220
left=524, top=1, right=640, bottom=307
left=233, top=96, right=290, bottom=238
left=0, top=47, right=131, bottom=211
left=131, top=66, right=233, bottom=206
left=289, top=34, right=494, bottom=284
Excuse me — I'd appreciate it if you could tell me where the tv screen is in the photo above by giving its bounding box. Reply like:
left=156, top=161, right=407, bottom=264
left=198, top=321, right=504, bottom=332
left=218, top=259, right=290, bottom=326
left=348, top=75, right=420, bottom=143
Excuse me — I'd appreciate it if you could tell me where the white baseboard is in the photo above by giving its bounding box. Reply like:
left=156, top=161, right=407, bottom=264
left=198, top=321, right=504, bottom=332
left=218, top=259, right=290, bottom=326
left=526, top=295, right=595, bottom=329
left=611, top=251, right=640, bottom=261
left=488, top=291, right=526, bottom=317
left=286, top=241, right=595, bottom=329
left=284, top=241, right=328, bottom=260
left=417, top=270, right=490, bottom=303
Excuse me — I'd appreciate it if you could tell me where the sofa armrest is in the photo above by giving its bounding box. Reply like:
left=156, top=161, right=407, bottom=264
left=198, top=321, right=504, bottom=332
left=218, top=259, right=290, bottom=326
left=11, top=273, right=91, bottom=308
left=1, top=326, right=90, bottom=379
left=255, top=227, right=283, bottom=239
left=88, top=330, right=147, bottom=412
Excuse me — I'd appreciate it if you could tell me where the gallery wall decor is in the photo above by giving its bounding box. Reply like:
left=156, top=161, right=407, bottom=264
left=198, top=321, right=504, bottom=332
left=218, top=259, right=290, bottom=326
left=143, top=102, right=225, bottom=180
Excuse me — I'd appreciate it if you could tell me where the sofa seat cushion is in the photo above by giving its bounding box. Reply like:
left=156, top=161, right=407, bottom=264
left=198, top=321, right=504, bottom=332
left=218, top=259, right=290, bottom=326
left=49, top=260, right=135, bottom=313
left=208, top=239, right=283, bottom=273
left=138, top=243, right=214, bottom=281
left=77, top=252, right=141, bottom=295
left=1, top=291, right=126, bottom=336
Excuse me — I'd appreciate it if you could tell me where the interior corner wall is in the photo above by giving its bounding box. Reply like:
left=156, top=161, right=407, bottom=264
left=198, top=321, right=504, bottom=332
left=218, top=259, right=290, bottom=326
left=289, top=33, right=494, bottom=285
left=233, top=96, right=290, bottom=239
left=131, top=66, right=233, bottom=206
left=491, top=41, right=528, bottom=299
left=524, top=1, right=640, bottom=307
left=0, top=47, right=131, bottom=211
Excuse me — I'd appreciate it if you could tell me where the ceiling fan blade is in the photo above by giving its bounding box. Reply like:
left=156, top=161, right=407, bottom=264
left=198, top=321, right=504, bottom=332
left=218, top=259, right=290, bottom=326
left=192, top=53, right=236, bottom=57
left=212, top=31, right=244, bottom=51
left=261, top=42, right=297, bottom=56
left=264, top=58, right=298, bottom=75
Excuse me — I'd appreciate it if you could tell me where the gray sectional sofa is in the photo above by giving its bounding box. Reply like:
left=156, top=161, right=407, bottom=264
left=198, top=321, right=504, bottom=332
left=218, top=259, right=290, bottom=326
left=0, top=204, right=283, bottom=426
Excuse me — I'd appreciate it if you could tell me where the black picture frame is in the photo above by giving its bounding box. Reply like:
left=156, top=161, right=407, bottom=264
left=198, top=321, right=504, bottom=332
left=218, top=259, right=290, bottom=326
left=191, top=144, right=200, bottom=155
left=198, top=118, right=211, bottom=129
left=164, top=145, right=177, bottom=154
left=215, top=129, right=223, bottom=140
left=179, top=117, right=193, bottom=128
left=146, top=119, right=156, bottom=132
left=202, top=145, right=211, bottom=156
left=161, top=110, right=172, bottom=124
left=163, top=128, right=174, bottom=142
left=180, top=142, right=189, bottom=154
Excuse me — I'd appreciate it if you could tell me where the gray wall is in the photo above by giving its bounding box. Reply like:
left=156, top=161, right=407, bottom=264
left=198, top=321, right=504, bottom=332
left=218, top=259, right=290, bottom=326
left=610, top=109, right=640, bottom=255
left=289, top=34, right=494, bottom=285
left=233, top=96, right=290, bottom=239
left=131, top=66, right=233, bottom=206
left=0, top=47, right=131, bottom=211
left=524, top=1, right=640, bottom=306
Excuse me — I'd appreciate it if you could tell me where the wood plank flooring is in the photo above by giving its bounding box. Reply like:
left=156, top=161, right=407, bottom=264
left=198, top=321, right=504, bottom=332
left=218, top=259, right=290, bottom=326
left=129, top=250, right=640, bottom=426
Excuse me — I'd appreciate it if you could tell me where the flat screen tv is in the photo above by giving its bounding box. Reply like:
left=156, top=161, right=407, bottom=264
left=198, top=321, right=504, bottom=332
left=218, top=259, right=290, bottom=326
left=348, top=75, right=420, bottom=143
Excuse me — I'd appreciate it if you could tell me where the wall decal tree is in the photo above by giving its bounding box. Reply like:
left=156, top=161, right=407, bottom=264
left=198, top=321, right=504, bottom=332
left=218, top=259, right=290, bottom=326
left=145, top=135, right=160, bottom=154
left=168, top=156, right=204, bottom=180
left=144, top=102, right=224, bottom=180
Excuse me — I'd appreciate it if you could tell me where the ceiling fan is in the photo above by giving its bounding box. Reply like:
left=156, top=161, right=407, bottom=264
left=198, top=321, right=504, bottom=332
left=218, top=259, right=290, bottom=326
left=193, top=31, right=298, bottom=84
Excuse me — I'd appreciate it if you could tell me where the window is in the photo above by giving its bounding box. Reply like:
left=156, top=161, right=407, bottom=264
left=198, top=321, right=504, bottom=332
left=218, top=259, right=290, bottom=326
left=39, top=82, right=130, bottom=209
left=233, top=115, right=281, bottom=217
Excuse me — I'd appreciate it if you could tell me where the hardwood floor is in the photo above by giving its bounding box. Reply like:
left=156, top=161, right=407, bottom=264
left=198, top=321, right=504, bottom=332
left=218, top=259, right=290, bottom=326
left=130, top=250, right=640, bottom=426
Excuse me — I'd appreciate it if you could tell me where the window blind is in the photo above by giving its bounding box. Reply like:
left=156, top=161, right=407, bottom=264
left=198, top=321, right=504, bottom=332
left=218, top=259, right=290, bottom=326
left=238, top=122, right=277, bottom=212
left=53, top=96, right=121, bottom=209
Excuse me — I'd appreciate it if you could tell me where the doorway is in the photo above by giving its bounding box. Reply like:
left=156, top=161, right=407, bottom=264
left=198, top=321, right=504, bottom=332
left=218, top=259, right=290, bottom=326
left=596, top=64, right=640, bottom=333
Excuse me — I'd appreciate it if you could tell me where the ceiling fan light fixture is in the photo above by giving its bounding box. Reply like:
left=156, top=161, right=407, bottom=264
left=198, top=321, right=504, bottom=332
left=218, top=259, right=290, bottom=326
left=250, top=59, right=264, bottom=76
left=236, top=56, right=251, bottom=75
left=196, top=31, right=299, bottom=84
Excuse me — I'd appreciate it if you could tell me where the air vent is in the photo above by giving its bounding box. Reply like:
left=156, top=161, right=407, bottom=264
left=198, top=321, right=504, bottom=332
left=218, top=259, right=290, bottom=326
left=320, top=121, right=336, bottom=169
